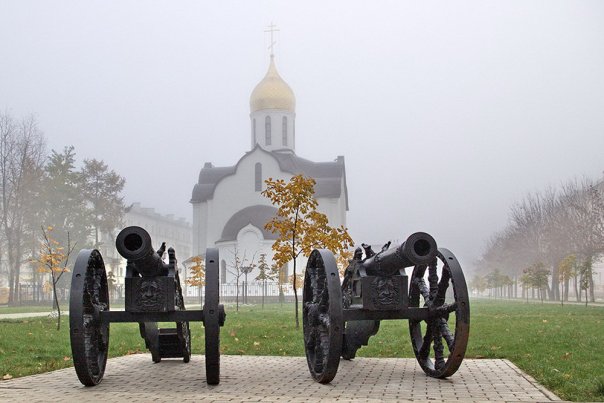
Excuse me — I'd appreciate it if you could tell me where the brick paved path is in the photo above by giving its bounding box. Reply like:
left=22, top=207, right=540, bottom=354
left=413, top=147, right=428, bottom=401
left=0, top=355, right=561, bottom=402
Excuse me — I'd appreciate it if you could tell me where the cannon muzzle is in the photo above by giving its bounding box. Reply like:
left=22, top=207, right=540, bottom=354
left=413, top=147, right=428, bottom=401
left=116, top=226, right=167, bottom=277
left=362, top=232, right=438, bottom=276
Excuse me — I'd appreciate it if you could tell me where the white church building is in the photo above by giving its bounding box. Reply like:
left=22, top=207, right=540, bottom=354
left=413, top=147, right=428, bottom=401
left=190, top=54, right=349, bottom=284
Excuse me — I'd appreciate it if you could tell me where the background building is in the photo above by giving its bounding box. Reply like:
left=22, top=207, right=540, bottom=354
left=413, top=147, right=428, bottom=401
left=99, top=202, right=192, bottom=298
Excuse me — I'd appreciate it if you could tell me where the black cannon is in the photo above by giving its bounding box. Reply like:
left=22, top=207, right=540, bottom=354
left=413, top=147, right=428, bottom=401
left=69, top=226, right=226, bottom=386
left=302, top=232, right=470, bottom=383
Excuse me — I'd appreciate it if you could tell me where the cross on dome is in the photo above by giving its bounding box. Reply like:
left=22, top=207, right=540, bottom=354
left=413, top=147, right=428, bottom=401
left=265, top=22, right=280, bottom=57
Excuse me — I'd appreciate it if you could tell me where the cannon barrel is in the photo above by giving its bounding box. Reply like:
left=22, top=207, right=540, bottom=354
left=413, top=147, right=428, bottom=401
left=116, top=226, right=167, bottom=277
left=362, top=232, right=437, bottom=276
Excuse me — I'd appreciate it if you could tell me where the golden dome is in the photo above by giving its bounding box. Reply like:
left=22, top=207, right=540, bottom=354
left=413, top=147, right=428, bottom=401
left=250, top=56, right=295, bottom=113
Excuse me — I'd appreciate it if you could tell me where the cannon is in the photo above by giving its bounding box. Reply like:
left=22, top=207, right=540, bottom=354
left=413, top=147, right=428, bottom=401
left=302, top=232, right=470, bottom=383
left=69, top=226, right=226, bottom=386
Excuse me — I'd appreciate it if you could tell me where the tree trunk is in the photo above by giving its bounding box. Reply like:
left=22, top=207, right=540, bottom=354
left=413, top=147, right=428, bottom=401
left=550, top=263, right=559, bottom=301
left=293, top=259, right=299, bottom=329
left=262, top=280, right=265, bottom=309
left=7, top=235, right=15, bottom=304
left=563, top=277, right=569, bottom=302
left=7, top=267, right=14, bottom=305
left=236, top=277, right=239, bottom=312
left=574, top=275, right=580, bottom=302
left=589, top=272, right=595, bottom=302
left=524, top=286, right=528, bottom=303
left=16, top=239, right=24, bottom=304
left=52, top=274, right=61, bottom=330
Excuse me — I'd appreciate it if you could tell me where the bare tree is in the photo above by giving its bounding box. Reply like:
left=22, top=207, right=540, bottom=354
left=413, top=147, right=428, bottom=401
left=227, top=247, right=256, bottom=311
left=564, top=178, right=604, bottom=303
left=478, top=174, right=604, bottom=303
left=0, top=113, right=45, bottom=304
left=255, top=253, right=278, bottom=308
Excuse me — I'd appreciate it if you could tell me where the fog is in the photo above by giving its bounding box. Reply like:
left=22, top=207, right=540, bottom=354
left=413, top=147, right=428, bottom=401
left=1, top=1, right=603, bottom=270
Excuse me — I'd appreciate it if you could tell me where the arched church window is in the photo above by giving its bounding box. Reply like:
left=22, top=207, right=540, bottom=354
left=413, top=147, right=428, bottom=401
left=282, top=116, right=288, bottom=146
left=265, top=116, right=271, bottom=145
left=252, top=118, right=256, bottom=144
left=221, top=259, right=227, bottom=284
left=255, top=163, right=262, bottom=191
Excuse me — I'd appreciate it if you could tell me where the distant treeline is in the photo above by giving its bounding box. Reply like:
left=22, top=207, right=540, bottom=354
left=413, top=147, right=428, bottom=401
left=473, top=175, right=603, bottom=304
left=0, top=111, right=125, bottom=305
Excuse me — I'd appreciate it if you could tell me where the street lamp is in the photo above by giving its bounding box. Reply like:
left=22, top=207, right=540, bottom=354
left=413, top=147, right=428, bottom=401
left=241, top=266, right=254, bottom=304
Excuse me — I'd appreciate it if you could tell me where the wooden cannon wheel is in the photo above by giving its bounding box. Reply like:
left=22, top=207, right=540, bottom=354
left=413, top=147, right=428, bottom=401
left=408, top=248, right=470, bottom=378
left=203, top=248, right=222, bottom=385
left=302, top=249, right=343, bottom=384
left=69, top=249, right=110, bottom=386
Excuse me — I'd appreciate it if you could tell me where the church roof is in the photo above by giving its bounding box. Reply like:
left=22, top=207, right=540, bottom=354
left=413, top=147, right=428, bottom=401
left=249, top=56, right=295, bottom=113
left=191, top=163, right=237, bottom=203
left=190, top=148, right=348, bottom=209
left=218, top=205, right=279, bottom=242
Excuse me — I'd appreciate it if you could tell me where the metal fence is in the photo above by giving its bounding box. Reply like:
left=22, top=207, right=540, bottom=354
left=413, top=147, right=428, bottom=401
left=5, top=284, right=67, bottom=305
left=2, top=280, right=301, bottom=306
left=185, top=281, right=301, bottom=304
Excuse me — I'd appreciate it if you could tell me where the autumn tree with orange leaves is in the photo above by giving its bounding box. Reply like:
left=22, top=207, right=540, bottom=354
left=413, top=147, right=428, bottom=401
left=35, top=226, right=76, bottom=330
left=262, top=174, right=353, bottom=328
left=186, top=255, right=205, bottom=306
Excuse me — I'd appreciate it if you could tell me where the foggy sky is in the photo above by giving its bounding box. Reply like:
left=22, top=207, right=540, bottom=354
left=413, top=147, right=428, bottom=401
left=1, top=1, right=604, bottom=270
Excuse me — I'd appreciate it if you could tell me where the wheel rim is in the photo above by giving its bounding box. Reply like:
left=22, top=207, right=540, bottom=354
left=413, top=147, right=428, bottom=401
left=408, top=248, right=470, bottom=378
left=303, top=249, right=343, bottom=384
left=203, top=248, right=221, bottom=385
left=69, top=249, right=110, bottom=386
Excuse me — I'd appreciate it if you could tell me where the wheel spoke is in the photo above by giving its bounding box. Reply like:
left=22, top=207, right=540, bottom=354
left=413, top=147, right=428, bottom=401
left=418, top=323, right=433, bottom=359
left=438, top=318, right=455, bottom=351
left=413, top=265, right=430, bottom=301
left=434, top=266, right=451, bottom=307
left=428, top=260, right=439, bottom=303
left=432, top=320, right=445, bottom=370
left=413, top=275, right=430, bottom=302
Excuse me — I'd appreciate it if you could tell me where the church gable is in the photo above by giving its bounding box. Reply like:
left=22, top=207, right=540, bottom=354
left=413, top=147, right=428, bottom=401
left=191, top=145, right=347, bottom=206
left=191, top=146, right=284, bottom=204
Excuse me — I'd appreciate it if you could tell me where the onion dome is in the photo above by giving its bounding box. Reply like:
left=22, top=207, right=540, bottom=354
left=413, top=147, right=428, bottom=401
left=250, top=56, right=295, bottom=113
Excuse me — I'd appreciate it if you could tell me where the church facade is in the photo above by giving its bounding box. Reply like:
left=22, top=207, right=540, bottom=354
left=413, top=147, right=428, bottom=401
left=190, top=55, right=348, bottom=284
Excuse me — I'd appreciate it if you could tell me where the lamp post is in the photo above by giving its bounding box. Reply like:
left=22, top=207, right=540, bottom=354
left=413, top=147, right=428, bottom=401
left=241, top=266, right=254, bottom=304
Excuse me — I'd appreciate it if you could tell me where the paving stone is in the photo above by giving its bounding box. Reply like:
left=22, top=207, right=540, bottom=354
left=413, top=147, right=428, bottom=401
left=0, top=355, right=562, bottom=402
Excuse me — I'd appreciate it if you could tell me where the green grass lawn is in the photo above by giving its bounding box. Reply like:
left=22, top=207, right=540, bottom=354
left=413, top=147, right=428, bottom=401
left=1, top=299, right=603, bottom=401
left=0, top=304, right=67, bottom=314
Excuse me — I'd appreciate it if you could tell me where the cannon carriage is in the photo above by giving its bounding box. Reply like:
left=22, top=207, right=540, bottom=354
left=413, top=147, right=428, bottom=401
left=69, top=226, right=226, bottom=386
left=302, top=232, right=470, bottom=383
